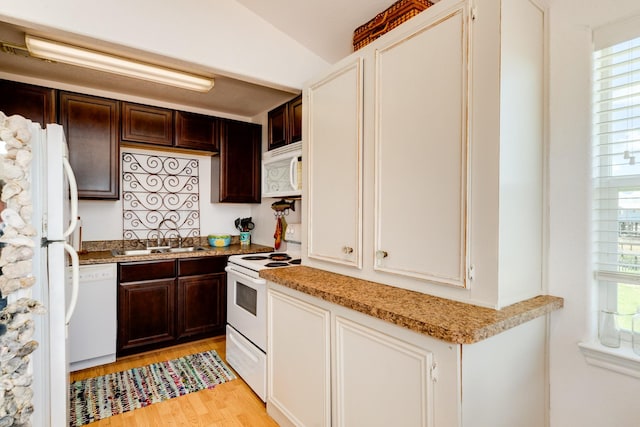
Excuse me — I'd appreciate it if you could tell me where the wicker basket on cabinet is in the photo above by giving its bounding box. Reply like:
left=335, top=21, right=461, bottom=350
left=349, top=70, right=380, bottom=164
left=353, top=0, right=434, bottom=51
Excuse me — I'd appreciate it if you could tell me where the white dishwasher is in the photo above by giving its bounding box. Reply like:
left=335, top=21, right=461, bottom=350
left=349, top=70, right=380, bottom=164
left=68, top=263, right=117, bottom=372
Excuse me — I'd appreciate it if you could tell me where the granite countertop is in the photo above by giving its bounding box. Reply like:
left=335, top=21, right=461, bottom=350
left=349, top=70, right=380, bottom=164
left=78, top=243, right=274, bottom=265
left=260, top=266, right=563, bottom=345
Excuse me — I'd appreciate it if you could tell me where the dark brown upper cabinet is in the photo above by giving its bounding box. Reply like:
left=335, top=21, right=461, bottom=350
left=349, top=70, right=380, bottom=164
left=0, top=80, right=55, bottom=127
left=212, top=119, right=261, bottom=203
left=59, top=92, right=120, bottom=200
left=267, top=95, right=302, bottom=151
left=121, top=102, right=219, bottom=153
left=121, top=102, right=173, bottom=147
left=268, top=103, right=288, bottom=151
left=289, top=95, right=303, bottom=143
left=175, top=111, right=219, bottom=152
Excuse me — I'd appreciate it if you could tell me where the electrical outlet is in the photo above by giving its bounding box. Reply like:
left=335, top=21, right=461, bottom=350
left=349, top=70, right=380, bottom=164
left=285, top=222, right=301, bottom=243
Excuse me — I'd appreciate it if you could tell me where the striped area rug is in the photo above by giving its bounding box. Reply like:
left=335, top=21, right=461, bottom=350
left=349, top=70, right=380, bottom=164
left=69, top=349, right=236, bottom=426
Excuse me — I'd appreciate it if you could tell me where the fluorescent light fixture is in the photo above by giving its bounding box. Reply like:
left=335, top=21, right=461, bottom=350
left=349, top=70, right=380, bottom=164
left=25, top=35, right=214, bottom=92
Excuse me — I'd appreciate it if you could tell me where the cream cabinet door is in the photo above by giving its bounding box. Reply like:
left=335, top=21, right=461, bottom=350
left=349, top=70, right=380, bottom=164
left=267, top=289, right=331, bottom=427
left=334, top=316, right=435, bottom=427
left=374, top=5, right=470, bottom=287
left=307, top=58, right=364, bottom=268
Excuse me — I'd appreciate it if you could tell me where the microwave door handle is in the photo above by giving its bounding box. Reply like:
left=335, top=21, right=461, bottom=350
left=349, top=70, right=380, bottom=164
left=289, top=157, right=298, bottom=190
left=62, top=156, right=79, bottom=238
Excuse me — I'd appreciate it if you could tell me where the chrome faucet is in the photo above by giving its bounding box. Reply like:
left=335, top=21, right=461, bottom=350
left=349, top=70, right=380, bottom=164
left=147, top=218, right=181, bottom=249
left=160, top=218, right=182, bottom=248
left=145, top=228, right=164, bottom=249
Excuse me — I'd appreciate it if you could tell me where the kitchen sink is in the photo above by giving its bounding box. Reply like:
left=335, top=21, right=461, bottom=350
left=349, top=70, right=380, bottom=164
left=168, top=247, right=197, bottom=253
left=111, top=249, right=152, bottom=256
left=111, top=247, right=208, bottom=257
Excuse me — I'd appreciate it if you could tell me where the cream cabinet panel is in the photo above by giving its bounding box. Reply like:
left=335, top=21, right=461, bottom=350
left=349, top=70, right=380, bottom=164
left=374, top=6, right=469, bottom=287
left=303, top=0, right=545, bottom=309
left=461, top=316, right=547, bottom=427
left=307, top=58, right=364, bottom=268
left=267, top=289, right=331, bottom=427
left=334, top=316, right=435, bottom=427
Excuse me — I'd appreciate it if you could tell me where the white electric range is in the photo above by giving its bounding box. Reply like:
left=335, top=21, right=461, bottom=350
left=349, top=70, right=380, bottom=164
left=224, top=250, right=301, bottom=401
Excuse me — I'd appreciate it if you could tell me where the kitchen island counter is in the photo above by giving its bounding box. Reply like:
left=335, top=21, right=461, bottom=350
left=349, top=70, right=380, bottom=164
left=260, top=265, right=563, bottom=344
left=78, top=243, right=274, bottom=265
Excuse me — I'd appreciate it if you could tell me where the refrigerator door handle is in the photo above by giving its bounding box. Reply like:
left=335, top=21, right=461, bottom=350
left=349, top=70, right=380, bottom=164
left=61, top=156, right=78, bottom=239
left=64, top=243, right=80, bottom=325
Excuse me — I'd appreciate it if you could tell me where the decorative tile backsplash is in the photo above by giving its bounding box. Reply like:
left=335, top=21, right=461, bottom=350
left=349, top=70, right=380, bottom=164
left=122, top=152, right=200, bottom=244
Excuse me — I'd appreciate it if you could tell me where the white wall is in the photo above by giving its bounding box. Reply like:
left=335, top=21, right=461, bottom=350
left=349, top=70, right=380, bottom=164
left=79, top=145, right=252, bottom=241
left=548, top=1, right=640, bottom=425
left=0, top=0, right=328, bottom=90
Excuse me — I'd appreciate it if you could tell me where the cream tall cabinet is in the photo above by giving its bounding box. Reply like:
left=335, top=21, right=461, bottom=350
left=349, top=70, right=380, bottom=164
left=306, top=59, right=364, bottom=269
left=374, top=3, right=469, bottom=288
left=304, top=0, right=546, bottom=309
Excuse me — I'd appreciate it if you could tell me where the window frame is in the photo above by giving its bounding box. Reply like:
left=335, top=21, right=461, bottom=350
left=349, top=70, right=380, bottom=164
left=582, top=30, right=640, bottom=377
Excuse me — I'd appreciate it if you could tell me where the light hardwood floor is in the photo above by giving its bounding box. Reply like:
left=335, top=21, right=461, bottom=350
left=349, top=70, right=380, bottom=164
left=69, top=336, right=278, bottom=426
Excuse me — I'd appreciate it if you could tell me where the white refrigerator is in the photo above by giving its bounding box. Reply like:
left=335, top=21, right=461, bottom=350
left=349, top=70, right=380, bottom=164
left=24, top=122, right=80, bottom=427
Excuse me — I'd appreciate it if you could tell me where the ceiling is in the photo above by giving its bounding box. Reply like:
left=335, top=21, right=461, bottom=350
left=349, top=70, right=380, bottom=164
left=0, top=0, right=400, bottom=119
left=236, top=0, right=403, bottom=64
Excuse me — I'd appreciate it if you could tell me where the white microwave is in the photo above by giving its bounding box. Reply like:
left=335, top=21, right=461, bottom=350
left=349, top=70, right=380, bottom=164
left=262, top=148, right=302, bottom=198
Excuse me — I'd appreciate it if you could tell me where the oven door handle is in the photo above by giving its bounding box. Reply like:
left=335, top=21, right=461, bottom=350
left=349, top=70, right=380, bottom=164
left=225, top=266, right=267, bottom=285
left=228, top=331, right=260, bottom=363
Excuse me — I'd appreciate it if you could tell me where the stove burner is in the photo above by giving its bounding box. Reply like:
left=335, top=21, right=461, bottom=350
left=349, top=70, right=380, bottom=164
left=242, top=255, right=269, bottom=260
left=265, top=262, right=290, bottom=267
left=269, top=253, right=292, bottom=261
left=289, top=259, right=301, bottom=265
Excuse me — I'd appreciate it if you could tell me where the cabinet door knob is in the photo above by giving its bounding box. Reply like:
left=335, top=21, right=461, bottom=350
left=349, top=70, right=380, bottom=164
left=342, top=246, right=354, bottom=254
left=376, top=250, right=388, bottom=260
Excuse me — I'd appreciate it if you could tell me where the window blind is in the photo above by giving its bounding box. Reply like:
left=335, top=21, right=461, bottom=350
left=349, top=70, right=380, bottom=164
left=593, top=36, right=640, bottom=284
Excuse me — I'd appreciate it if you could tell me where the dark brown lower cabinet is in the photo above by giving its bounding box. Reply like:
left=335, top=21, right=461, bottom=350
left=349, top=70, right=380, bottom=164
left=118, top=260, right=176, bottom=356
left=118, top=256, right=226, bottom=356
left=177, top=257, right=226, bottom=339
left=118, top=278, right=176, bottom=353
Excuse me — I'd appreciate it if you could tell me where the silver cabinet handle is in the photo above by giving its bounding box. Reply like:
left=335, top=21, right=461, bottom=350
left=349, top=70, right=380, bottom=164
left=342, top=246, right=354, bottom=254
